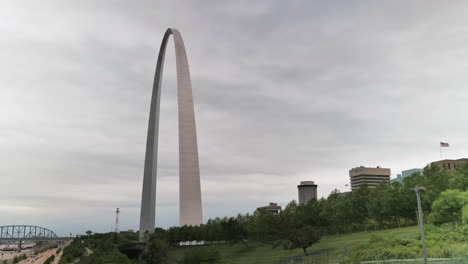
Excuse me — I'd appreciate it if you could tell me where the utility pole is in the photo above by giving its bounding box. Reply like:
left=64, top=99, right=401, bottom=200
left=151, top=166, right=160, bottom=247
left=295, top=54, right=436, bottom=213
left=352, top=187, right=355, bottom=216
left=115, top=208, right=120, bottom=233
left=413, top=185, right=427, bottom=264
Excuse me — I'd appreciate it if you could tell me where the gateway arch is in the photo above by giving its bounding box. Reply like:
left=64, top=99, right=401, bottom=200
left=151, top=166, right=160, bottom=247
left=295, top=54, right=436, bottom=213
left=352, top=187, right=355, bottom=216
left=139, top=28, right=203, bottom=234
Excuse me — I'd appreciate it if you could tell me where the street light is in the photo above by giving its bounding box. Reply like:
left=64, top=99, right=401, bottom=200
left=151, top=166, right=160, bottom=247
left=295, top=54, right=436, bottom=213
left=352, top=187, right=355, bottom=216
left=413, top=185, right=427, bottom=264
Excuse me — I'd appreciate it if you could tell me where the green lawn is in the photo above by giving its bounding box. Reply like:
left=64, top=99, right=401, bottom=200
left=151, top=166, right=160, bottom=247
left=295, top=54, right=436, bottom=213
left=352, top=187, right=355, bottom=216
left=168, top=226, right=419, bottom=264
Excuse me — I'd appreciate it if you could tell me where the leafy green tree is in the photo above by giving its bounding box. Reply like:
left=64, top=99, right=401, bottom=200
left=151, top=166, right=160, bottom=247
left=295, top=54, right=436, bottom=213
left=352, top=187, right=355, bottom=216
left=142, top=236, right=168, bottom=264
left=221, top=218, right=249, bottom=248
left=250, top=208, right=279, bottom=244
left=348, top=185, right=371, bottom=226
left=449, top=162, right=468, bottom=191
left=420, top=164, right=452, bottom=212
left=267, top=201, right=322, bottom=253
left=320, top=190, right=349, bottom=234
left=462, top=204, right=468, bottom=225
left=368, top=185, right=387, bottom=229
left=431, top=189, right=468, bottom=225
left=278, top=225, right=321, bottom=253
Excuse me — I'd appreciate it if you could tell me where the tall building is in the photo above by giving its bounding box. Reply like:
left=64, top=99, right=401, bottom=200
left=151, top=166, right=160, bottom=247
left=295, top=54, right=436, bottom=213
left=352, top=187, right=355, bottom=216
left=257, top=203, right=282, bottom=215
left=431, top=159, right=468, bottom=170
left=392, top=168, right=423, bottom=182
left=349, top=166, right=391, bottom=191
left=298, top=181, right=318, bottom=204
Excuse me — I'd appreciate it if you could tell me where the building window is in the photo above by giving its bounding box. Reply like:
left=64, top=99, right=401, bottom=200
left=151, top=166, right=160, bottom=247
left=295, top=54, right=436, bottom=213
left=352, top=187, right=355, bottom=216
left=448, top=163, right=451, bottom=170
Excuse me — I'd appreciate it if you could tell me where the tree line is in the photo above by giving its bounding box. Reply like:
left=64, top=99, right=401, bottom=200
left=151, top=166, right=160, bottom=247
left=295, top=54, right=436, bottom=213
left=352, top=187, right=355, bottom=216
left=158, top=163, right=468, bottom=252
left=59, top=162, right=468, bottom=264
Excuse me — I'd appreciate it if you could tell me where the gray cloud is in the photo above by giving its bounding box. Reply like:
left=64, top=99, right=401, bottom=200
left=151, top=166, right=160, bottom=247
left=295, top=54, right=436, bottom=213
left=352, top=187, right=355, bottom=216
left=2, top=0, right=468, bottom=235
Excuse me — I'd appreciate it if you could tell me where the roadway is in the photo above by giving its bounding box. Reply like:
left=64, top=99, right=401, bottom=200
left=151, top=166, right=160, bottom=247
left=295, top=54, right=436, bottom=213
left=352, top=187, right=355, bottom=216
left=18, top=248, right=63, bottom=264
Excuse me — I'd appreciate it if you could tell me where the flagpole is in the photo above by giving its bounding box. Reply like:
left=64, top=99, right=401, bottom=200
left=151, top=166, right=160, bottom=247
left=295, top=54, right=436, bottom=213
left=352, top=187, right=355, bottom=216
left=440, top=145, right=442, bottom=160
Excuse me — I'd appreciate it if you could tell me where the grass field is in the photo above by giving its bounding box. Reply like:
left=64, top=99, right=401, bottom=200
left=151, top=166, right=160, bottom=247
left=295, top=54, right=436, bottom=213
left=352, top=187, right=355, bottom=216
left=167, top=226, right=420, bottom=264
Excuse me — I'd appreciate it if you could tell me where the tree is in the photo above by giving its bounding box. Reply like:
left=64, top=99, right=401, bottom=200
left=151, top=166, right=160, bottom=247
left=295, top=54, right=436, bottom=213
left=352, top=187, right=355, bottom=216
left=142, top=236, right=169, bottom=264
left=348, top=185, right=371, bottom=226
left=278, top=225, right=321, bottom=253
left=462, top=204, right=468, bottom=225
left=221, top=218, right=249, bottom=248
left=85, top=230, right=93, bottom=236
left=320, top=190, right=347, bottom=234
left=430, top=189, right=468, bottom=225
left=420, top=164, right=451, bottom=212
left=449, top=162, right=468, bottom=191
left=250, top=209, right=279, bottom=245
left=270, top=201, right=322, bottom=253
left=368, top=185, right=386, bottom=229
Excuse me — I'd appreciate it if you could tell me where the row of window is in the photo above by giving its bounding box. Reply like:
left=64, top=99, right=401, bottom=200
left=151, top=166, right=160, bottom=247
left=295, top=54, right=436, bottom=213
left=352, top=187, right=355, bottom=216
left=442, top=163, right=456, bottom=169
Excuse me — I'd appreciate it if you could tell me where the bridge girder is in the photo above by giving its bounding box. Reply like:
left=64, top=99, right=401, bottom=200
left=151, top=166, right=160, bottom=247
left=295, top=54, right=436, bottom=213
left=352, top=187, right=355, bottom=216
left=0, top=225, right=63, bottom=242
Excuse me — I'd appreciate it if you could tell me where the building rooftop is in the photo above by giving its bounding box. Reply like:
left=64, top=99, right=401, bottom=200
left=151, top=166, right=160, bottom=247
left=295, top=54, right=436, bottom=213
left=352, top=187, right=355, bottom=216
left=298, top=181, right=317, bottom=187
left=432, top=158, right=468, bottom=163
left=257, top=202, right=281, bottom=210
left=349, top=166, right=391, bottom=176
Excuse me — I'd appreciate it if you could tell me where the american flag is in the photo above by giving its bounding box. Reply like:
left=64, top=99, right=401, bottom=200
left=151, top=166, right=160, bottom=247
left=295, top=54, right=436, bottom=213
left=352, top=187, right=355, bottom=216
left=440, top=142, right=449, bottom=147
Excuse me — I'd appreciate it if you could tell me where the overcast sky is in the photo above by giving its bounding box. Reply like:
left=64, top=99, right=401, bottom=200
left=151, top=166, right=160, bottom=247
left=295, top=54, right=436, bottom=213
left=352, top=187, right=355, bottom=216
left=2, top=1, right=468, bottom=236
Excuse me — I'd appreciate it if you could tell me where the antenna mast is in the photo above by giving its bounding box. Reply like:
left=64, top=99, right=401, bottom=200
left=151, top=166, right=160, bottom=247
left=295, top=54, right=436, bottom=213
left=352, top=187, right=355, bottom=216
left=115, top=208, right=120, bottom=233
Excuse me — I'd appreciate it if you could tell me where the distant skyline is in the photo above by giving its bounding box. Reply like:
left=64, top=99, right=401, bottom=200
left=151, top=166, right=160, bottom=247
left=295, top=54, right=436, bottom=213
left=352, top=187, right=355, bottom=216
left=2, top=1, right=468, bottom=236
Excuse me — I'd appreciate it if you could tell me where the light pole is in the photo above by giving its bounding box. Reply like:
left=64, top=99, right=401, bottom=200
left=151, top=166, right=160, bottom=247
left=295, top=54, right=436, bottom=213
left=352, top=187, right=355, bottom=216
left=413, top=185, right=427, bottom=264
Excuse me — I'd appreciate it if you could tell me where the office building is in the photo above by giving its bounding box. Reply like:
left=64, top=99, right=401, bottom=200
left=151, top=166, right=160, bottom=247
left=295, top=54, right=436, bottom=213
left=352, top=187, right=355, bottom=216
left=349, top=166, right=391, bottom=191
left=298, top=181, right=318, bottom=204
left=257, top=203, right=282, bottom=215
left=432, top=159, right=468, bottom=170
left=392, top=168, right=423, bottom=182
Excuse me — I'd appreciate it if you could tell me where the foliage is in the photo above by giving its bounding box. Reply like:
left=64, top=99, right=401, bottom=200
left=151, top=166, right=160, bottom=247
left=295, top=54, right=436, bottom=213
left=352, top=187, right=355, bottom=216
left=43, top=254, right=55, bottom=264
left=56, top=162, right=468, bottom=263
left=59, top=239, right=86, bottom=264
left=430, top=189, right=468, bottom=225
left=221, top=218, right=248, bottom=248
left=268, top=202, right=322, bottom=253
left=35, top=244, right=59, bottom=255
left=177, top=246, right=221, bottom=264
left=449, top=162, right=468, bottom=191
left=462, top=204, right=468, bottom=225
left=142, top=233, right=169, bottom=264
left=12, top=254, right=27, bottom=263
left=342, top=226, right=468, bottom=262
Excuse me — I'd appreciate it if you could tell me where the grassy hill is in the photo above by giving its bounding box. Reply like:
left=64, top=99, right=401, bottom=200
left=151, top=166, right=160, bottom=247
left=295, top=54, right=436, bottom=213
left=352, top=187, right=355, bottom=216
left=168, top=226, right=419, bottom=264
